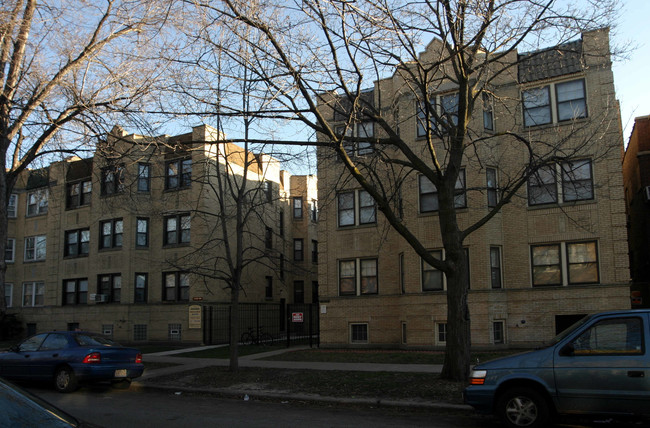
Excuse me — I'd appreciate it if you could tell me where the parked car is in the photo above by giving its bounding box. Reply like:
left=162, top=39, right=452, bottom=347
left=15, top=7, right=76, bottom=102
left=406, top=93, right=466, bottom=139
left=465, top=309, right=650, bottom=428
left=0, top=331, right=144, bottom=393
left=0, top=376, right=101, bottom=427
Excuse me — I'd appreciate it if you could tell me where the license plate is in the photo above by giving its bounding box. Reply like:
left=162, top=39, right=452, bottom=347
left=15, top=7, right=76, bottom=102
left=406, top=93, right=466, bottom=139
left=114, top=369, right=127, bottom=378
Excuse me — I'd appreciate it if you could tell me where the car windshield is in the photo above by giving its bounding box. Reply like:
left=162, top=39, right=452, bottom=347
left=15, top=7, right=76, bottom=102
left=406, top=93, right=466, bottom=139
left=74, top=334, right=119, bottom=347
left=544, top=314, right=591, bottom=347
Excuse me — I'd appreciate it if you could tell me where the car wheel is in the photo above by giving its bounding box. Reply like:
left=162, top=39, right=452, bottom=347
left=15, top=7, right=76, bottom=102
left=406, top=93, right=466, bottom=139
left=54, top=367, right=78, bottom=393
left=496, top=387, right=550, bottom=428
left=111, top=379, right=132, bottom=390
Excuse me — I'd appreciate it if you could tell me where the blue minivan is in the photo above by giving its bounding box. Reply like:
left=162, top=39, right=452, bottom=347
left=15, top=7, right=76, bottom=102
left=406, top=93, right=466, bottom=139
left=464, top=309, right=650, bottom=427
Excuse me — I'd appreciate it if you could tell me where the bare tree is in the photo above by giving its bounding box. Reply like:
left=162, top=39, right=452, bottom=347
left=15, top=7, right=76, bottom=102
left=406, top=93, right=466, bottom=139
left=189, top=0, right=622, bottom=380
left=0, top=0, right=178, bottom=312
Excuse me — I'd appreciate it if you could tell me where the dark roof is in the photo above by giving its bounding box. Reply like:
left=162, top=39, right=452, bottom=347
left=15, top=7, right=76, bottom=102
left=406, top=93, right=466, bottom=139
left=518, top=39, right=583, bottom=83
left=66, top=158, right=93, bottom=182
left=333, top=89, right=375, bottom=121
left=26, top=168, right=49, bottom=189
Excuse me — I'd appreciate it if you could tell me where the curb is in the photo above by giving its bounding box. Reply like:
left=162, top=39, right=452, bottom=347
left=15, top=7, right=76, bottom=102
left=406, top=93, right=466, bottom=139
left=131, top=381, right=473, bottom=412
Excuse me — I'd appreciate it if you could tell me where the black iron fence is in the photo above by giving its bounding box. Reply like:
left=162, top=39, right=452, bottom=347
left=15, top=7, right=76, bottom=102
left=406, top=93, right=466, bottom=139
left=202, top=301, right=319, bottom=347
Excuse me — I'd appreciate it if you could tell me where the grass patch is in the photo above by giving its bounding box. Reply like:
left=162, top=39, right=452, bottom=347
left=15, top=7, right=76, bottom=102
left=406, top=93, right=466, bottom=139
left=152, top=366, right=466, bottom=404
left=260, top=349, right=523, bottom=364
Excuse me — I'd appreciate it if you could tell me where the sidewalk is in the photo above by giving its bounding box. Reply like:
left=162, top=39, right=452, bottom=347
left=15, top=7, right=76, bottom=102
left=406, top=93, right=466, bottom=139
left=133, top=346, right=469, bottom=411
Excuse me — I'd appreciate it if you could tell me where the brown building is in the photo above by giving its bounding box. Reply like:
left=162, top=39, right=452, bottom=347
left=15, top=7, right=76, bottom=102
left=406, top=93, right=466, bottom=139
left=316, top=28, right=630, bottom=349
left=4, top=125, right=318, bottom=343
left=623, top=115, right=650, bottom=305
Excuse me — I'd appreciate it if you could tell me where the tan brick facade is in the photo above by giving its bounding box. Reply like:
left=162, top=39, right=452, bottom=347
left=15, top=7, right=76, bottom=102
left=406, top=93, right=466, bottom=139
left=5, top=125, right=317, bottom=343
left=316, top=28, right=630, bottom=349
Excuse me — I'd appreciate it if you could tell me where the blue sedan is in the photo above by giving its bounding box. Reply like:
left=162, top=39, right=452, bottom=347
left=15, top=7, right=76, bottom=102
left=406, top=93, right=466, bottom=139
left=0, top=331, right=144, bottom=393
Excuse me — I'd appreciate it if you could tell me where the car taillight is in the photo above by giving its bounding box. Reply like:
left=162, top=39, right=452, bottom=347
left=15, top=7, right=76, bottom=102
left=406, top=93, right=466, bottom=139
left=469, top=369, right=487, bottom=385
left=83, top=352, right=101, bottom=364
left=135, top=353, right=142, bottom=364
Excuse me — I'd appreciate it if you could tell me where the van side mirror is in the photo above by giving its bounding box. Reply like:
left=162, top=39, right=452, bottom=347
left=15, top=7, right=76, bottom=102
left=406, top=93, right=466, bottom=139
left=560, top=343, right=575, bottom=357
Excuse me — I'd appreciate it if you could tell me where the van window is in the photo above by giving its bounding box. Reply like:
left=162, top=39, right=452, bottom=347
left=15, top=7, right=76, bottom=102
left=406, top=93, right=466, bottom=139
left=572, top=317, right=643, bottom=355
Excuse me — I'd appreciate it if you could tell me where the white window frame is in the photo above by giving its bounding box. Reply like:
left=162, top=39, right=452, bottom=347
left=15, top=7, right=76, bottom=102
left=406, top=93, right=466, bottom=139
left=338, top=258, right=379, bottom=296
left=422, top=250, right=445, bottom=291
left=4, top=283, right=13, bottom=308
left=436, top=322, right=447, bottom=345
left=530, top=241, right=599, bottom=287
left=337, top=189, right=376, bottom=227
left=24, top=235, right=46, bottom=261
left=528, top=160, right=594, bottom=206
left=26, top=189, right=48, bottom=216
left=22, top=281, right=44, bottom=307
left=7, top=194, right=17, bottom=218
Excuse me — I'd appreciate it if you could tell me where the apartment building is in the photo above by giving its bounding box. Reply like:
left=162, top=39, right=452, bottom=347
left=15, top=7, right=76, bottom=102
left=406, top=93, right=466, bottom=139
left=316, top=28, right=630, bottom=348
left=4, top=124, right=318, bottom=343
left=623, top=115, right=650, bottom=305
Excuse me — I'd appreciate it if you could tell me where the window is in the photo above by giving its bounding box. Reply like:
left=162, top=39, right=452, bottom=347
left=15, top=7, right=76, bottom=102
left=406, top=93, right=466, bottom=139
left=7, top=194, right=17, bottom=218
left=440, top=93, right=459, bottom=128
left=264, top=181, right=273, bottom=203
left=311, top=240, right=318, bottom=263
left=336, top=122, right=374, bottom=157
left=4, top=283, right=13, bottom=308
left=163, top=272, right=190, bottom=302
left=337, top=190, right=376, bottom=227
left=528, top=160, right=593, bottom=206
left=165, top=158, right=192, bottom=189
left=437, top=323, right=447, bottom=344
left=487, top=168, right=498, bottom=207
left=168, top=324, right=182, bottom=341
left=99, top=219, right=123, bottom=249
left=294, top=280, right=304, bottom=303
left=26, top=189, right=48, bottom=216
left=567, top=241, right=599, bottom=284
left=523, top=78, right=586, bottom=127
left=562, top=159, right=594, bottom=201
left=571, top=317, right=643, bottom=355
left=350, top=323, right=368, bottom=344
left=528, top=165, right=557, bottom=205
left=164, top=214, right=190, bottom=245
left=523, top=86, right=551, bottom=126
left=135, top=273, right=148, bottom=303
left=63, top=278, right=88, bottom=305
left=490, top=247, right=502, bottom=289
left=293, top=197, right=303, bottom=219
left=399, top=252, right=405, bottom=294
left=293, top=239, right=304, bottom=261
left=265, top=227, right=273, bottom=249
left=419, top=171, right=466, bottom=213
left=64, top=229, right=90, bottom=257
left=280, top=254, right=285, bottom=280
left=402, top=322, right=407, bottom=345
left=310, top=199, right=318, bottom=222
left=5, top=239, right=15, bottom=263
left=24, top=235, right=46, bottom=261
left=133, top=324, right=148, bottom=341
left=266, top=276, right=273, bottom=299
left=98, top=274, right=121, bottom=303
left=556, top=79, right=587, bottom=122
left=101, top=165, right=125, bottom=195
left=417, top=93, right=458, bottom=137
left=138, top=163, right=151, bottom=192
left=136, top=218, right=149, bottom=248
left=422, top=250, right=443, bottom=291
left=279, top=210, right=285, bottom=236
left=531, top=241, right=599, bottom=286
left=483, top=93, right=494, bottom=131
left=493, top=321, right=505, bottom=344
left=531, top=244, right=562, bottom=286
left=66, top=180, right=92, bottom=208
left=339, top=258, right=378, bottom=296
left=23, top=282, right=44, bottom=307
left=312, top=281, right=319, bottom=303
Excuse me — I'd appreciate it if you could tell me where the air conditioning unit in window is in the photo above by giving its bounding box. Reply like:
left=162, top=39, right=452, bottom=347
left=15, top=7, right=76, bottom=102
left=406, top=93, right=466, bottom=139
left=644, top=186, right=650, bottom=202
left=95, top=294, right=108, bottom=303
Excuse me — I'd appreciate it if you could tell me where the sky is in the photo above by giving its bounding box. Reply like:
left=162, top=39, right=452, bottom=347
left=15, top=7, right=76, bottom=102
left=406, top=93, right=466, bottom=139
left=611, top=0, right=650, bottom=142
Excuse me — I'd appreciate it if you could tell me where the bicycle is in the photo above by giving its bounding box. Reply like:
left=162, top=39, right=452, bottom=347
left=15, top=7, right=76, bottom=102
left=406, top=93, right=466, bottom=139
left=240, top=326, right=273, bottom=346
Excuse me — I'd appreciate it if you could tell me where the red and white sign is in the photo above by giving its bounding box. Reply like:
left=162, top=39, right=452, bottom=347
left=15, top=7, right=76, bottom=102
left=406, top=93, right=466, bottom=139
left=292, top=312, right=304, bottom=323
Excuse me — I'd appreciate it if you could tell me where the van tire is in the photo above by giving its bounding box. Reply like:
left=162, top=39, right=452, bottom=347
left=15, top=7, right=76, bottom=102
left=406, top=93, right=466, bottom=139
left=496, top=386, right=550, bottom=428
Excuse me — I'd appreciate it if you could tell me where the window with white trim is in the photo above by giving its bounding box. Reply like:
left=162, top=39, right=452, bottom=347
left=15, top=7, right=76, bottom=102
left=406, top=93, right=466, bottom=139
left=337, top=189, right=376, bottom=227
left=523, top=78, right=587, bottom=127
left=4, top=283, right=13, bottom=308
left=531, top=241, right=599, bottom=286
left=7, top=194, right=17, bottom=218
left=436, top=322, right=447, bottom=345
left=26, top=189, right=48, bottom=216
left=487, top=168, right=498, bottom=207
left=419, top=170, right=466, bottom=213
left=339, top=258, right=378, bottom=296
left=24, top=235, right=46, bottom=261
left=23, top=282, right=44, bottom=307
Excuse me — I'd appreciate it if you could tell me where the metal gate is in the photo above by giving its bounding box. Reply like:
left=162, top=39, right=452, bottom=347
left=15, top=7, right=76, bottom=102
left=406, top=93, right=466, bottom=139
left=286, top=303, right=319, bottom=348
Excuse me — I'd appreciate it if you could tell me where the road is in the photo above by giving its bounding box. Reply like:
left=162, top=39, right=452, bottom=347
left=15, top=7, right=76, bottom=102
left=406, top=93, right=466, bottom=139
left=26, top=385, right=645, bottom=428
